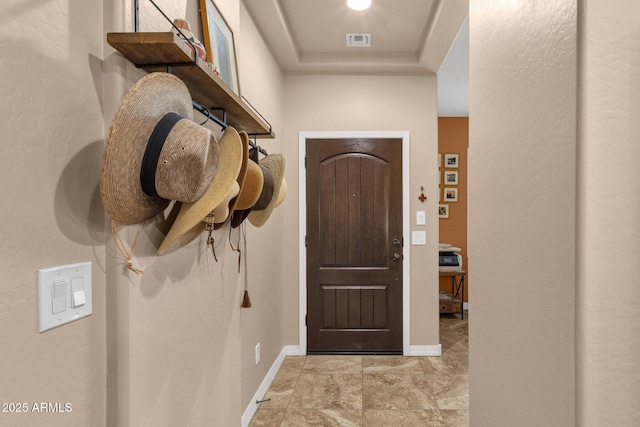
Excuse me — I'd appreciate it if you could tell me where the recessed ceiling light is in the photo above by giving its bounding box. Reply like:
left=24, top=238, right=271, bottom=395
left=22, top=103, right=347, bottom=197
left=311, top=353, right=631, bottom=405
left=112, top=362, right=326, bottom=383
left=347, top=0, right=371, bottom=11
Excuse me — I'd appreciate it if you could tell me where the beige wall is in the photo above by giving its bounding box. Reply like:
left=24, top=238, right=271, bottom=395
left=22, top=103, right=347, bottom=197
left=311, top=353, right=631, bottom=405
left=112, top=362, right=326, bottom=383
left=577, top=1, right=640, bottom=425
left=103, top=0, right=289, bottom=426
left=284, top=74, right=441, bottom=347
left=0, top=0, right=107, bottom=426
left=469, top=0, right=577, bottom=425
left=470, top=0, right=640, bottom=425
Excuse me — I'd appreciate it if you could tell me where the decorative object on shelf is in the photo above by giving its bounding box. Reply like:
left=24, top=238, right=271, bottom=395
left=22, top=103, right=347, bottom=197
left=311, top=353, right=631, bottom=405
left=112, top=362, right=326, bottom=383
left=171, top=18, right=207, bottom=62
left=200, top=0, right=240, bottom=95
left=439, top=204, right=449, bottom=218
left=248, top=154, right=287, bottom=228
left=444, top=187, right=458, bottom=202
left=444, top=153, right=459, bottom=168
left=100, top=72, right=219, bottom=226
left=157, top=126, right=244, bottom=255
left=444, top=170, right=458, bottom=185
left=418, top=186, right=427, bottom=202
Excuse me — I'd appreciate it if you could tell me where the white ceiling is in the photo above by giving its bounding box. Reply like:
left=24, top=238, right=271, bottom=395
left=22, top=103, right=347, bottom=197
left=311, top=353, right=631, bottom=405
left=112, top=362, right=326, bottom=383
left=243, top=0, right=468, bottom=75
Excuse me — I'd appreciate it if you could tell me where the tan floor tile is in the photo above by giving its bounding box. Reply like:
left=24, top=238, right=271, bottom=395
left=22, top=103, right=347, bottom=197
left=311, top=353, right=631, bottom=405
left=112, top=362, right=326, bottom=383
left=250, top=315, right=469, bottom=426
left=362, top=356, right=423, bottom=374
left=280, top=356, right=306, bottom=372
left=363, top=409, right=446, bottom=426
left=363, top=373, right=438, bottom=410
left=249, top=409, right=286, bottom=427
left=419, top=352, right=468, bottom=376
left=427, top=375, right=468, bottom=410
left=289, top=373, right=362, bottom=409
left=440, top=409, right=469, bottom=426
left=302, top=355, right=362, bottom=373
left=281, top=409, right=362, bottom=426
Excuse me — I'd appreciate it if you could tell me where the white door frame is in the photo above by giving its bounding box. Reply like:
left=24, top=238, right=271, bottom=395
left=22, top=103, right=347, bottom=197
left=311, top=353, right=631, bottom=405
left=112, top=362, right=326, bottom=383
left=298, top=131, right=411, bottom=355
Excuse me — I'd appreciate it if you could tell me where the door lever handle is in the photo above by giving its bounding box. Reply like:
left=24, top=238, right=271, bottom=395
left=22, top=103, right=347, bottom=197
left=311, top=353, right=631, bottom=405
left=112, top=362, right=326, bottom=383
left=385, top=253, right=401, bottom=262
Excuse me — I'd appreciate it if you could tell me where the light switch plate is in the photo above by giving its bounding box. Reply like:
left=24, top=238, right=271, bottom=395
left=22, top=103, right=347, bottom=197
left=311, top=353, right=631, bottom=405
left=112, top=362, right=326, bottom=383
left=38, top=262, right=92, bottom=332
left=416, top=211, right=426, bottom=225
left=411, top=231, right=426, bottom=245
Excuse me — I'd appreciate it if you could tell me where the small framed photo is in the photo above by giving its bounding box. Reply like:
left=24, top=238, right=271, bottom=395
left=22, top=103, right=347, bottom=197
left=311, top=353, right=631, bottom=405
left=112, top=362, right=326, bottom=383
left=444, top=171, right=458, bottom=185
left=438, top=204, right=449, bottom=218
left=444, top=153, right=459, bottom=168
left=444, top=187, right=458, bottom=202
left=200, top=0, right=240, bottom=95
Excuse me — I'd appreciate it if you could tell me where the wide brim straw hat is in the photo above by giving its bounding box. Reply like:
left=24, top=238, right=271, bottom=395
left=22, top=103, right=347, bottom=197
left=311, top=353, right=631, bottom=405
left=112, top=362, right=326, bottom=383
left=275, top=178, right=287, bottom=208
left=248, top=154, right=287, bottom=227
left=213, top=131, right=250, bottom=229
left=101, top=72, right=218, bottom=225
left=230, top=148, right=265, bottom=228
left=157, top=126, right=244, bottom=255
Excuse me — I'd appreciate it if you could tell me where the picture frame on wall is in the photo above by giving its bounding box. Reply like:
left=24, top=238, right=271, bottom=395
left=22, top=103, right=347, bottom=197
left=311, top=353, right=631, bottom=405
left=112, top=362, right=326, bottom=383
left=444, top=187, right=458, bottom=202
left=444, top=171, right=458, bottom=185
left=438, top=204, right=449, bottom=218
left=444, top=153, right=459, bottom=168
left=200, top=0, right=240, bottom=96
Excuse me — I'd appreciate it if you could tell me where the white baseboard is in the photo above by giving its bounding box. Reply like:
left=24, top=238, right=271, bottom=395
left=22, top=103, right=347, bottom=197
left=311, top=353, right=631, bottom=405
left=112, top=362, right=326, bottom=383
left=408, top=344, right=442, bottom=356
left=241, top=345, right=300, bottom=427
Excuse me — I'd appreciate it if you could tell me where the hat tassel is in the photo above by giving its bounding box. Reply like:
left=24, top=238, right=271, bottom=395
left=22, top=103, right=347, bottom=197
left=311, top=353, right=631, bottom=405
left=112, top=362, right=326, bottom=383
left=241, top=290, right=252, bottom=308
left=240, top=223, right=251, bottom=308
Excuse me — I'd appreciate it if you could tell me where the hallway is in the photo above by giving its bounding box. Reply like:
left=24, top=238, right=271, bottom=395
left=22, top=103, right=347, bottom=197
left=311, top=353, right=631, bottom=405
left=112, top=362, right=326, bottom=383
left=249, top=313, right=469, bottom=426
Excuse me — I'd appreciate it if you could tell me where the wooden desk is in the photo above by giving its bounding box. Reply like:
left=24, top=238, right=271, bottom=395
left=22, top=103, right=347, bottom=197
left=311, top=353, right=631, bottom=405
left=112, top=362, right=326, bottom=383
left=439, top=270, right=465, bottom=319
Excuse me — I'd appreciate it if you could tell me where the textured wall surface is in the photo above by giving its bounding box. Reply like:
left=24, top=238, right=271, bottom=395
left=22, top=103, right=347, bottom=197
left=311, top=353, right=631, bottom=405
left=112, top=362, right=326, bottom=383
left=0, top=0, right=107, bottom=426
left=469, top=0, right=577, bottom=425
left=103, top=0, right=288, bottom=426
left=577, top=1, right=640, bottom=425
left=284, top=73, right=441, bottom=347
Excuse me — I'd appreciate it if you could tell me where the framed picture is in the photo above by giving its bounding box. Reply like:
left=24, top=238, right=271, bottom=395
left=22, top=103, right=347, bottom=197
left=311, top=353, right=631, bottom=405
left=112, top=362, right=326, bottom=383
left=444, top=153, right=459, bottom=168
left=438, top=204, right=449, bottom=218
left=444, top=171, right=458, bottom=185
left=200, top=0, right=240, bottom=95
left=444, top=187, right=458, bottom=202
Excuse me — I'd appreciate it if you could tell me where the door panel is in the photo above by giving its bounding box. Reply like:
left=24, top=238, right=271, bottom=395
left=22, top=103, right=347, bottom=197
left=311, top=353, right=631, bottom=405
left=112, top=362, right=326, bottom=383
left=306, top=138, right=403, bottom=353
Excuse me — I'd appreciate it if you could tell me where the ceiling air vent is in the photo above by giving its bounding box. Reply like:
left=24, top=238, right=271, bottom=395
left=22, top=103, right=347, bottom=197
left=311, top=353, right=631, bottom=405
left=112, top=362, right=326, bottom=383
left=346, top=33, right=371, bottom=47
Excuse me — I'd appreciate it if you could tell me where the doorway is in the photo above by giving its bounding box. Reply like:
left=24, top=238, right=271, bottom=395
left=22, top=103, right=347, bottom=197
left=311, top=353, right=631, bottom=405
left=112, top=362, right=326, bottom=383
left=298, top=131, right=411, bottom=355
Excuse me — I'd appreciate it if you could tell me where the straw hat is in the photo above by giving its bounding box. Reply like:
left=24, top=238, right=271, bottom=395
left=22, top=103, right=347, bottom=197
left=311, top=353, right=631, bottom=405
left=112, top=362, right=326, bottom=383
left=230, top=147, right=266, bottom=228
left=248, top=154, right=287, bottom=227
left=157, top=126, right=244, bottom=255
left=100, top=72, right=219, bottom=225
left=235, top=159, right=263, bottom=211
left=275, top=178, right=287, bottom=208
left=212, top=131, right=250, bottom=229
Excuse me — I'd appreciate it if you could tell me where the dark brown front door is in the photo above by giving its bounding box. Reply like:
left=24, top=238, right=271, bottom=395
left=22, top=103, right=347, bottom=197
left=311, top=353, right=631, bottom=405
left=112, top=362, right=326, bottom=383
left=306, top=138, right=403, bottom=353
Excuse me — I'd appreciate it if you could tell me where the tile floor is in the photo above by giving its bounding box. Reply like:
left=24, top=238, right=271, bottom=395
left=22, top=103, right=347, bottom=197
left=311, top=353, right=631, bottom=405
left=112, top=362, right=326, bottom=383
left=249, top=313, right=468, bottom=426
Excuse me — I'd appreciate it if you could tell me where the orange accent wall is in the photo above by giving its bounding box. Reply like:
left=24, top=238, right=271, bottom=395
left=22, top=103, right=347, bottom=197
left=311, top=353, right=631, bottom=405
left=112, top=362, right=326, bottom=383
left=438, top=117, right=469, bottom=302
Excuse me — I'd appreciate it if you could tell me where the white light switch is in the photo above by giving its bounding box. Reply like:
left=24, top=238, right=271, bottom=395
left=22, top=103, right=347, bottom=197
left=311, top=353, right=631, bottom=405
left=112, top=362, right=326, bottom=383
left=416, top=211, right=426, bottom=225
left=71, top=277, right=86, bottom=308
left=52, top=280, right=68, bottom=314
left=38, top=262, right=92, bottom=332
left=412, top=231, right=426, bottom=245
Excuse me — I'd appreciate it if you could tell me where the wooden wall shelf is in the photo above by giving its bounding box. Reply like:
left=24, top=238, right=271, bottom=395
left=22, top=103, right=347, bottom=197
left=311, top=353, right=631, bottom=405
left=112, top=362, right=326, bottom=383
left=107, top=32, right=275, bottom=138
